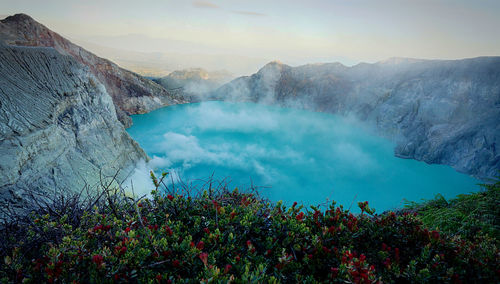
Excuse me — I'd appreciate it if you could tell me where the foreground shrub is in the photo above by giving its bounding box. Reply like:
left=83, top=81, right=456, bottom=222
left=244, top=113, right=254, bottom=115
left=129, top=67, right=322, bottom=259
left=0, top=174, right=498, bottom=283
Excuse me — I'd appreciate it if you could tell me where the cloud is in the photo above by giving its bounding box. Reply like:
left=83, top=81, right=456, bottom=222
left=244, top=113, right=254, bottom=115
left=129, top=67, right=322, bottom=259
left=193, top=1, right=220, bottom=9
left=232, top=10, right=266, bottom=17
left=123, top=159, right=154, bottom=197
left=186, top=103, right=279, bottom=132
left=125, top=102, right=383, bottom=198
left=191, top=2, right=266, bottom=17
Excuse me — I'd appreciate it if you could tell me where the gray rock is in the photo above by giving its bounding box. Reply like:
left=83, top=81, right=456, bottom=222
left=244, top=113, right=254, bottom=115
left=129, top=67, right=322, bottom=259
left=0, top=44, right=147, bottom=210
left=213, top=58, right=500, bottom=180
left=0, top=14, right=187, bottom=128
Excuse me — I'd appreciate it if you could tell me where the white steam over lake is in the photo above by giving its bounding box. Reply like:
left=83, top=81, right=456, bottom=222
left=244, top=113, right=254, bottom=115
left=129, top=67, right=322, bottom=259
left=126, top=102, right=479, bottom=212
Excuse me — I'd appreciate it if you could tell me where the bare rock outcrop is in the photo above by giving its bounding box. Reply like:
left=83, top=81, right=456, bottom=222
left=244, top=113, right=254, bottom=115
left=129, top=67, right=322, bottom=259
left=0, top=44, right=147, bottom=210
left=0, top=14, right=187, bottom=128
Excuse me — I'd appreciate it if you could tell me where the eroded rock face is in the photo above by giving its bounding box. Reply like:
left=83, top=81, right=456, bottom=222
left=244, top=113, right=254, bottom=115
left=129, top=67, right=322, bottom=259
left=0, top=45, right=147, bottom=209
left=214, top=59, right=500, bottom=180
left=0, top=14, right=187, bottom=128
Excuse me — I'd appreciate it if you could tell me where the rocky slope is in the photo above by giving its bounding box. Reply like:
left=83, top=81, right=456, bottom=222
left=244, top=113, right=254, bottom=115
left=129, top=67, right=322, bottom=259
left=153, top=68, right=233, bottom=102
left=213, top=59, right=500, bottom=180
left=0, top=14, right=186, bottom=128
left=0, top=44, right=148, bottom=210
left=0, top=14, right=161, bottom=212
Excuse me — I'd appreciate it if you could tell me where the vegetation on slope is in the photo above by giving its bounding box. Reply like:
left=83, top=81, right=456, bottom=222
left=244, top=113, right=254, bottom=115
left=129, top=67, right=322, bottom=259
left=404, top=179, right=500, bottom=242
left=0, top=173, right=498, bottom=283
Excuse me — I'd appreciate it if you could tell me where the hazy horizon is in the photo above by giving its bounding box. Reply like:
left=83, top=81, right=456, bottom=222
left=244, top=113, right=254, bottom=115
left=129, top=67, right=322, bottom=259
left=1, top=0, right=500, bottom=75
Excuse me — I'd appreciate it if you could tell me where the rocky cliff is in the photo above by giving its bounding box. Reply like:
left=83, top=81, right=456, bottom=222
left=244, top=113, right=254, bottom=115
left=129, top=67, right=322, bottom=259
left=0, top=44, right=147, bottom=210
left=0, top=14, right=186, bottom=128
left=213, top=59, right=500, bottom=180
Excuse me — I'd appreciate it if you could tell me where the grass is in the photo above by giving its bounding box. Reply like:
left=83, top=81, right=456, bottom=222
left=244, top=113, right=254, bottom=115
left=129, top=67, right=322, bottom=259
left=404, top=179, right=500, bottom=241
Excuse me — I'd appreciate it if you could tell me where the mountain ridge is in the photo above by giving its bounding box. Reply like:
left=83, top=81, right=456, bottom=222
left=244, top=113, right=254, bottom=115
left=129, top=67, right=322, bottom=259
left=0, top=44, right=147, bottom=210
left=0, top=13, right=187, bottom=128
left=213, top=57, right=500, bottom=180
left=0, top=13, right=169, bottom=211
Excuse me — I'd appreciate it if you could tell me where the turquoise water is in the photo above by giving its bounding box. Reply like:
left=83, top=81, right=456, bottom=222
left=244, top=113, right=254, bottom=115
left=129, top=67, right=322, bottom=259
left=127, top=101, right=480, bottom=212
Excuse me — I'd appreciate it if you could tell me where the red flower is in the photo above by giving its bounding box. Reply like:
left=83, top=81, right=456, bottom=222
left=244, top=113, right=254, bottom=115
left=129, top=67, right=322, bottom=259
left=359, top=254, right=366, bottom=262
left=331, top=267, right=339, bottom=278
left=247, top=241, right=255, bottom=253
left=137, top=203, right=143, bottom=207
left=360, top=201, right=368, bottom=210
left=224, top=264, right=232, bottom=274
left=172, top=259, right=180, bottom=267
left=313, top=210, right=321, bottom=220
left=165, top=226, right=173, bottom=236
left=347, top=220, right=354, bottom=231
left=431, top=230, right=440, bottom=240
left=292, top=201, right=298, bottom=208
left=235, top=255, right=240, bottom=262
left=199, top=252, right=208, bottom=266
left=196, top=241, right=204, bottom=250
left=167, top=194, right=174, bottom=201
left=296, top=212, right=305, bottom=222
left=155, top=274, right=162, bottom=283
left=328, top=226, right=336, bottom=234
left=92, top=254, right=103, bottom=267
left=246, top=240, right=255, bottom=253
left=322, top=246, right=331, bottom=254
left=230, top=211, right=237, bottom=219
left=203, top=228, right=210, bottom=234
left=124, top=227, right=131, bottom=234
left=361, top=272, right=369, bottom=282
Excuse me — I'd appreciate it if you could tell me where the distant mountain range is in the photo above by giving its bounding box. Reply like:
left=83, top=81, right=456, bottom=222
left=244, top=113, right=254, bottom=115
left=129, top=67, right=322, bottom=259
left=70, top=37, right=269, bottom=78
left=212, top=59, right=500, bottom=180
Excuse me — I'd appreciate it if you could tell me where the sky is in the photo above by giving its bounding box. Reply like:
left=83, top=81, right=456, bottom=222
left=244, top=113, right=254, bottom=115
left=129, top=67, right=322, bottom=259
left=1, top=0, right=500, bottom=73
